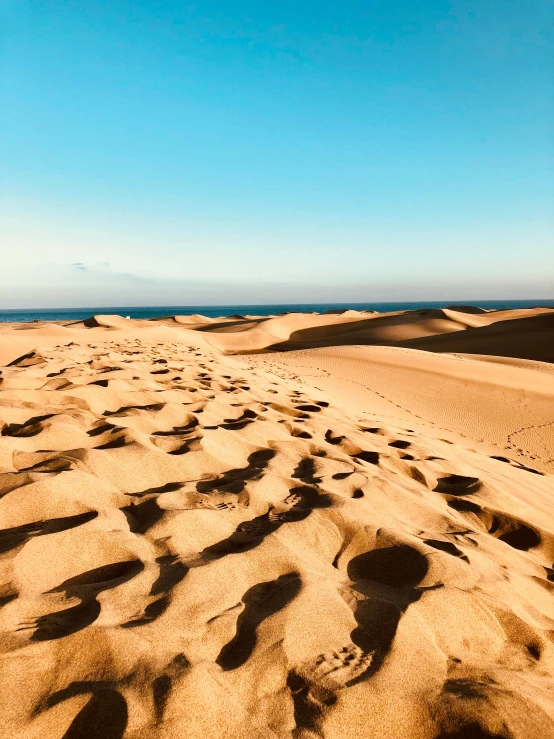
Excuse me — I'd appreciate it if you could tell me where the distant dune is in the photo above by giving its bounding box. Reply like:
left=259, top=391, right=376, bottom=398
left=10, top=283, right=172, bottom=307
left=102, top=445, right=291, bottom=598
left=0, top=306, right=553, bottom=738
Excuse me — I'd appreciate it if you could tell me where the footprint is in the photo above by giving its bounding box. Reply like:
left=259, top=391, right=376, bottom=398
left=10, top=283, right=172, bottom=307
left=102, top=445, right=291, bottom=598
left=490, top=456, right=544, bottom=476
left=196, top=449, right=275, bottom=494
left=0, top=511, right=98, bottom=555
left=17, top=455, right=76, bottom=473
left=222, top=409, right=257, bottom=424
left=342, top=544, right=429, bottom=677
left=150, top=555, right=188, bottom=596
left=18, top=599, right=101, bottom=641
left=121, top=596, right=169, bottom=627
left=151, top=436, right=202, bottom=455
left=447, top=499, right=482, bottom=514
left=103, top=402, right=165, bottom=417
left=434, top=475, right=481, bottom=495
left=283, top=486, right=333, bottom=512
left=152, top=654, right=190, bottom=722
left=8, top=351, right=47, bottom=368
left=269, top=403, right=309, bottom=419
left=388, top=440, right=411, bottom=449
left=1, top=414, right=55, bottom=438
left=332, top=471, right=353, bottom=480
left=87, top=422, right=117, bottom=437
left=61, top=689, right=127, bottom=739
left=287, top=645, right=373, bottom=735
left=200, top=512, right=282, bottom=558
left=290, top=427, right=313, bottom=440
left=0, top=583, right=18, bottom=609
left=351, top=451, right=380, bottom=465
left=95, top=435, right=128, bottom=450
left=489, top=513, right=541, bottom=551
left=436, top=726, right=505, bottom=739
left=213, top=501, right=238, bottom=511
left=347, top=545, right=428, bottom=588
left=121, top=498, right=165, bottom=534
left=302, top=645, right=373, bottom=688
left=219, top=419, right=255, bottom=431
left=126, top=481, right=183, bottom=498
left=325, top=429, right=345, bottom=445
left=448, top=500, right=542, bottom=551
left=424, top=539, right=469, bottom=564
left=47, top=560, right=144, bottom=598
left=151, top=418, right=199, bottom=436
left=292, top=458, right=322, bottom=484
left=216, top=573, right=301, bottom=670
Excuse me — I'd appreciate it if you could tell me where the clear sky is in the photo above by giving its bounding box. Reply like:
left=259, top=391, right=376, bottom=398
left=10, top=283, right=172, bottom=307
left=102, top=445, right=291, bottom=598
left=2, top=0, right=553, bottom=307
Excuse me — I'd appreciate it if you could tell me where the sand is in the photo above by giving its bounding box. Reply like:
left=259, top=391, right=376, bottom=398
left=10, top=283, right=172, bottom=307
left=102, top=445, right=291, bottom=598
left=0, top=306, right=553, bottom=738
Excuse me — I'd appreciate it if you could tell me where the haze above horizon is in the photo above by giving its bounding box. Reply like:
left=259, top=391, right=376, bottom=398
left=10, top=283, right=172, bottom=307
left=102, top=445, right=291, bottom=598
left=2, top=0, right=553, bottom=308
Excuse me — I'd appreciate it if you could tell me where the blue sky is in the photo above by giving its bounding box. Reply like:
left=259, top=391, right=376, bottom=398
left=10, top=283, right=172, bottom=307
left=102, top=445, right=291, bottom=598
left=2, top=0, right=553, bottom=307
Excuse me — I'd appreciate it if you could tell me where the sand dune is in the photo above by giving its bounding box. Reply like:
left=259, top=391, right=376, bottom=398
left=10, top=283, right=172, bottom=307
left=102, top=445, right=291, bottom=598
left=154, top=306, right=553, bottom=359
left=0, top=307, right=553, bottom=738
left=399, top=311, right=554, bottom=363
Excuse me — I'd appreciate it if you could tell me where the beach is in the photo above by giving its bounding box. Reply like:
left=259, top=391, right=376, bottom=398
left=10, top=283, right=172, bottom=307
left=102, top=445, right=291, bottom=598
left=1, top=306, right=554, bottom=738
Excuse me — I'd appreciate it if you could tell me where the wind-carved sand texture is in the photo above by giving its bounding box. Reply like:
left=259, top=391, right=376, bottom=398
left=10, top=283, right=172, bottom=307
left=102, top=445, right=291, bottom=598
left=0, top=306, right=553, bottom=738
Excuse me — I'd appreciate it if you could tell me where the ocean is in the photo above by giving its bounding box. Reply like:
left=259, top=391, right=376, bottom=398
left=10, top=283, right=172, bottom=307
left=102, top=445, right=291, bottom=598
left=0, top=300, right=552, bottom=323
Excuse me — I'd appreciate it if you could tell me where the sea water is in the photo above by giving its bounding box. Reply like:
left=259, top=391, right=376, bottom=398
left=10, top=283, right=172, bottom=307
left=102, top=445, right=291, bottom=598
left=0, top=300, right=552, bottom=323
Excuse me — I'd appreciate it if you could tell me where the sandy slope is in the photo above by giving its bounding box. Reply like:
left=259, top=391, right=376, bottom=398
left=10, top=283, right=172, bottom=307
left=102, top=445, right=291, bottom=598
left=0, top=308, right=553, bottom=739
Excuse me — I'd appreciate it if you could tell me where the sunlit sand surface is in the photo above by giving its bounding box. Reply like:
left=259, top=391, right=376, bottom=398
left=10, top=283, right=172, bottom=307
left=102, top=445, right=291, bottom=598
left=1, top=306, right=553, bottom=738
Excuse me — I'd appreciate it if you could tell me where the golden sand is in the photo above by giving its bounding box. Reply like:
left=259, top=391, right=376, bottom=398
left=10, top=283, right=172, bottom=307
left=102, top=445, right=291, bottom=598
left=0, top=307, right=553, bottom=738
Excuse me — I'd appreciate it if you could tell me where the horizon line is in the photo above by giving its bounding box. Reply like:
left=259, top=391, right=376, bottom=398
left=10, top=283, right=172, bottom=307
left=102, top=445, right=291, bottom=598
left=1, top=298, right=553, bottom=313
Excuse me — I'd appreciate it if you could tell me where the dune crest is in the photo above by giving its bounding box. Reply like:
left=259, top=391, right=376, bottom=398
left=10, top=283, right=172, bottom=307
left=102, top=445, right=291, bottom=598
left=0, top=308, right=553, bottom=738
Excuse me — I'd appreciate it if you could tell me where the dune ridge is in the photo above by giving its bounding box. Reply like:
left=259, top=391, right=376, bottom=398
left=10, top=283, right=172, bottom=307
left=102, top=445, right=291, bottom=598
left=0, top=307, right=553, bottom=738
